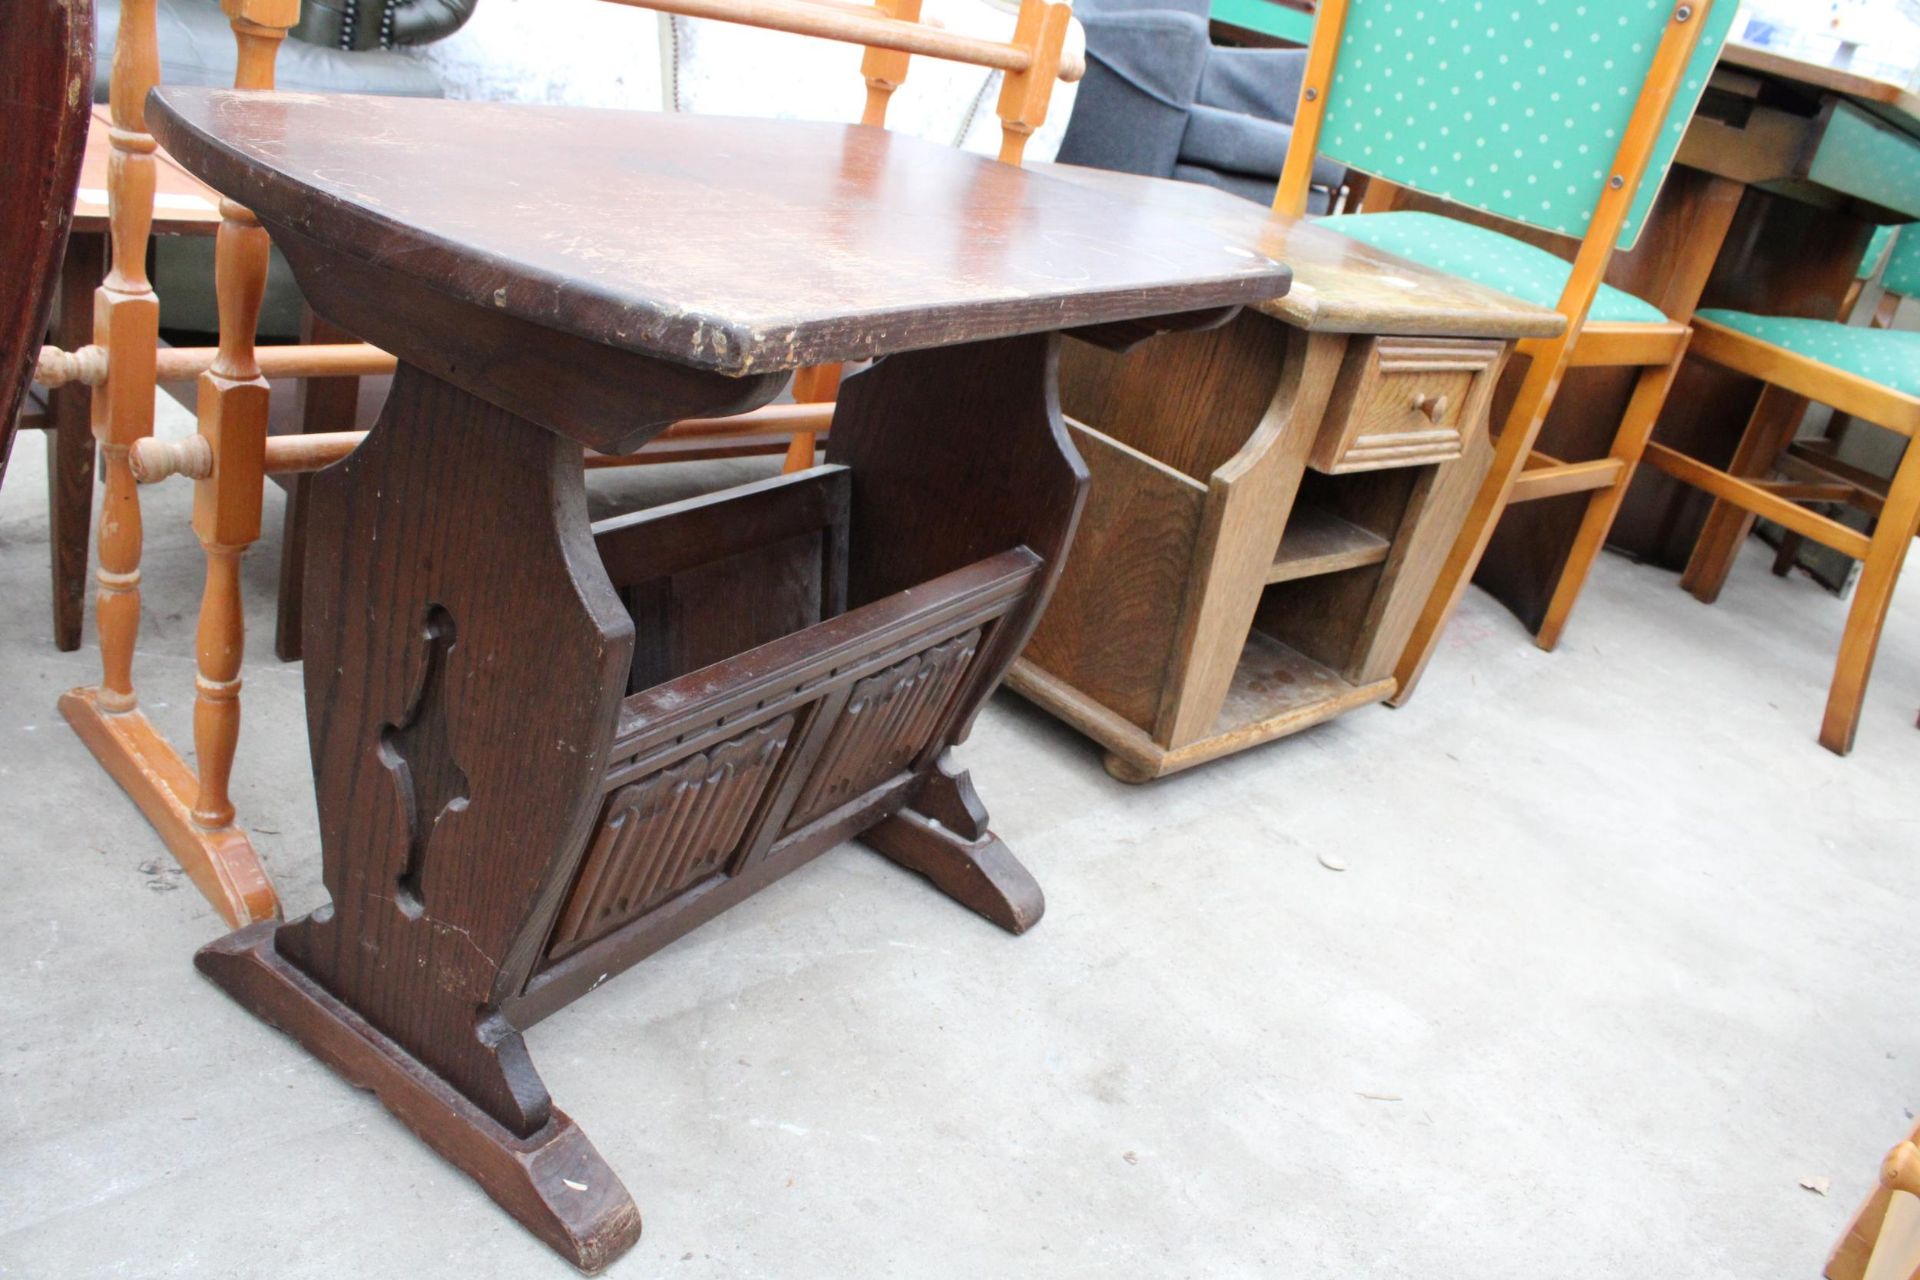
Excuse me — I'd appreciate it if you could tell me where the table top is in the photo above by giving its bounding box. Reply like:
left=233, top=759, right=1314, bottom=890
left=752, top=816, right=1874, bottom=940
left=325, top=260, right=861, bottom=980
left=1719, top=41, right=1920, bottom=138
left=147, top=90, right=1296, bottom=377
left=1035, top=164, right=1565, bottom=340
left=73, top=107, right=223, bottom=236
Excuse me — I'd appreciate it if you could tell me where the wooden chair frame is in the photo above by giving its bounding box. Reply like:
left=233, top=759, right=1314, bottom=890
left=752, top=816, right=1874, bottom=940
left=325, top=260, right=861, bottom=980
left=38, top=0, right=1081, bottom=927
left=1274, top=0, right=1726, bottom=700
left=1830, top=1131, right=1920, bottom=1280
left=1640, top=310, right=1920, bottom=753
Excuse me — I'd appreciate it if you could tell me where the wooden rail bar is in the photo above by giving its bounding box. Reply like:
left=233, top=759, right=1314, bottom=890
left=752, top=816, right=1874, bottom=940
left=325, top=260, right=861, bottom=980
left=39, top=340, right=395, bottom=388
left=605, top=0, right=1085, bottom=78
left=165, top=341, right=394, bottom=382
left=1642, top=442, right=1874, bottom=560
left=133, top=402, right=841, bottom=483
left=1509, top=457, right=1625, bottom=503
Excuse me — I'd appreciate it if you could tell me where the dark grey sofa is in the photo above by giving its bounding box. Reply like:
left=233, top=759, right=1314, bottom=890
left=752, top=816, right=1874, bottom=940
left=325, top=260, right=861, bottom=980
left=1055, top=0, right=1344, bottom=211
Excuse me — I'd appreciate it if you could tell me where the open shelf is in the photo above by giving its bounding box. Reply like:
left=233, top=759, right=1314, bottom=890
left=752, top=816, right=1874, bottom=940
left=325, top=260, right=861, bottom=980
left=1266, top=505, right=1392, bottom=584
left=1209, top=629, right=1395, bottom=739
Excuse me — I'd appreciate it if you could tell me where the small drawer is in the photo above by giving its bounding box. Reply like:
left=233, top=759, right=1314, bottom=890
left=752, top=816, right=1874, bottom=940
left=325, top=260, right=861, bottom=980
left=1309, top=335, right=1505, bottom=474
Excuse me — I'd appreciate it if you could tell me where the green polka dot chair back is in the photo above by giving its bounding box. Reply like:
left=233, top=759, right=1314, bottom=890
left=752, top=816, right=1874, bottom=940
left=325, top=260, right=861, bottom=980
left=1858, top=225, right=1900, bottom=283
left=1305, top=0, right=1736, bottom=250
left=1880, top=226, right=1920, bottom=299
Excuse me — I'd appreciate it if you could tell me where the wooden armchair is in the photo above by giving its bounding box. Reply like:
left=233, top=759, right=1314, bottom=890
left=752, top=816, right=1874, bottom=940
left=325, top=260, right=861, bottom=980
left=1273, top=0, right=1739, bottom=698
left=1638, top=210, right=1920, bottom=753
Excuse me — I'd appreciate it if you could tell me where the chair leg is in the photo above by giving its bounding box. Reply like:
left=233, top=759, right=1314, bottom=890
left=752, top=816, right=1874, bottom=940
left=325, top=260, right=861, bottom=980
left=1534, top=354, right=1684, bottom=652
left=1679, top=383, right=1806, bottom=604
left=1769, top=529, right=1804, bottom=577
left=782, top=362, right=841, bottom=473
left=1819, top=444, right=1920, bottom=755
left=1391, top=339, right=1564, bottom=703
left=46, top=232, right=104, bottom=652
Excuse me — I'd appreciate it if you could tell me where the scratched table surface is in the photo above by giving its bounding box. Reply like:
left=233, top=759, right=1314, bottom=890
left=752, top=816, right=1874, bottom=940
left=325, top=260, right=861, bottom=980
left=146, top=88, right=1296, bottom=377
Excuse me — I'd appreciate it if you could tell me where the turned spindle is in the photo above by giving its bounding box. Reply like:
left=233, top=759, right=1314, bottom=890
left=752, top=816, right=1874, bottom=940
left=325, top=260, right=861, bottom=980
left=91, top=0, right=165, bottom=715
left=188, top=0, right=295, bottom=831
left=35, top=343, right=109, bottom=389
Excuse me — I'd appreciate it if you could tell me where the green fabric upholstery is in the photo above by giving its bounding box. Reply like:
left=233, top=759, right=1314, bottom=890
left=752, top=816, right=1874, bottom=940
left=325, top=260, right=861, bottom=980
left=1315, top=0, right=1738, bottom=250
left=1859, top=225, right=1900, bottom=282
left=1882, top=226, right=1920, bottom=298
left=1320, top=210, right=1668, bottom=323
left=1696, top=309, right=1920, bottom=398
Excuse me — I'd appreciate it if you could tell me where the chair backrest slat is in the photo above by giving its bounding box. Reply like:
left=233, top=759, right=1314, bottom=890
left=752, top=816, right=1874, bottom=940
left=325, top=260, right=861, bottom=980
left=1306, top=0, right=1736, bottom=249
left=1881, top=226, right=1920, bottom=299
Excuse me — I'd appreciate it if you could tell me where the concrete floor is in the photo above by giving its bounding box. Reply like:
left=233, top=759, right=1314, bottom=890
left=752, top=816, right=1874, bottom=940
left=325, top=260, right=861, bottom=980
left=3, top=392, right=1918, bottom=1279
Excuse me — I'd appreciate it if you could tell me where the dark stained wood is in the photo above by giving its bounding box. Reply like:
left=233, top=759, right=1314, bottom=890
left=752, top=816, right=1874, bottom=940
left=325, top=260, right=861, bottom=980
left=159, top=94, right=1281, bottom=1270
left=0, top=0, right=92, bottom=487
left=823, top=335, right=1086, bottom=910
left=279, top=362, right=640, bottom=1139
left=198, top=924, right=642, bottom=1274
left=146, top=90, right=1292, bottom=379
left=46, top=232, right=104, bottom=650
left=275, top=310, right=366, bottom=662
left=593, top=466, right=849, bottom=692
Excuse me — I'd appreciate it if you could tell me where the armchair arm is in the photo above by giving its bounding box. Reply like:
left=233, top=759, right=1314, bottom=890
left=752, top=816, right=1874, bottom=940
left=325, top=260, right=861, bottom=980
left=1054, top=8, right=1210, bottom=179
left=391, top=0, right=478, bottom=45
left=1196, top=45, right=1308, bottom=123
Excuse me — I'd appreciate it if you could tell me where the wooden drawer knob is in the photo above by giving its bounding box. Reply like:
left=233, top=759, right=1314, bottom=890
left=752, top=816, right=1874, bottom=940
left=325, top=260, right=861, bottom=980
left=1412, top=392, right=1450, bottom=423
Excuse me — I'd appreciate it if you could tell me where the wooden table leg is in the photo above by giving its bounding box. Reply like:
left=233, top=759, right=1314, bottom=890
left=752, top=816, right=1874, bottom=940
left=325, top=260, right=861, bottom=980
left=198, top=363, right=643, bottom=1270
left=275, top=308, right=362, bottom=662
left=47, top=231, right=104, bottom=652
left=826, top=333, right=1087, bottom=931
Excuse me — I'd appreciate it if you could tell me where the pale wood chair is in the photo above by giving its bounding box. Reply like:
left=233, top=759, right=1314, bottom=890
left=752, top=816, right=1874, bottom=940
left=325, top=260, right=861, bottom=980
left=1831, top=1133, right=1920, bottom=1280
left=1273, top=0, right=1739, bottom=700
left=1, top=0, right=94, bottom=485
left=1639, top=214, right=1920, bottom=753
left=1761, top=226, right=1903, bottom=589
left=35, top=0, right=394, bottom=926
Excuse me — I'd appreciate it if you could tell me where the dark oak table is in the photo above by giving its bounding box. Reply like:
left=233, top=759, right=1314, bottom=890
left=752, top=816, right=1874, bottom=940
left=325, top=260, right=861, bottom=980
left=146, top=88, right=1291, bottom=1271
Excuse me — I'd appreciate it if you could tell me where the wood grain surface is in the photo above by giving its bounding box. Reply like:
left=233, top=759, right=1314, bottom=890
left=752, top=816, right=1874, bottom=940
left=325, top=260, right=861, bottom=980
left=1035, top=162, right=1566, bottom=340
left=145, top=90, right=1294, bottom=376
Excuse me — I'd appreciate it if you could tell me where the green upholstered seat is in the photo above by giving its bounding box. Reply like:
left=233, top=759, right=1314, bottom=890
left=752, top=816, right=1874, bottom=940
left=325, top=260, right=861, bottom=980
left=1696, top=309, right=1920, bottom=399
left=1320, top=211, right=1668, bottom=324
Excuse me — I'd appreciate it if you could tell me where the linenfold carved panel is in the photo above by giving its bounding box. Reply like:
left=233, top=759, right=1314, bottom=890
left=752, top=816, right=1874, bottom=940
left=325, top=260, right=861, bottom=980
left=549, top=714, right=795, bottom=957
left=786, top=629, right=982, bottom=829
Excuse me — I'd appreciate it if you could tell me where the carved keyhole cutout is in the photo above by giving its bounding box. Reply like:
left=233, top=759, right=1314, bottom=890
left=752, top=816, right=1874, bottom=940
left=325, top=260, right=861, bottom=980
left=377, top=604, right=470, bottom=920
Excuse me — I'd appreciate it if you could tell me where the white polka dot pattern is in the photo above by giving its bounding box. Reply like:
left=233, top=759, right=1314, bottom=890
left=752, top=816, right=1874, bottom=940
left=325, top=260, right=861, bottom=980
left=1315, top=0, right=1738, bottom=250
left=1697, top=309, right=1920, bottom=399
